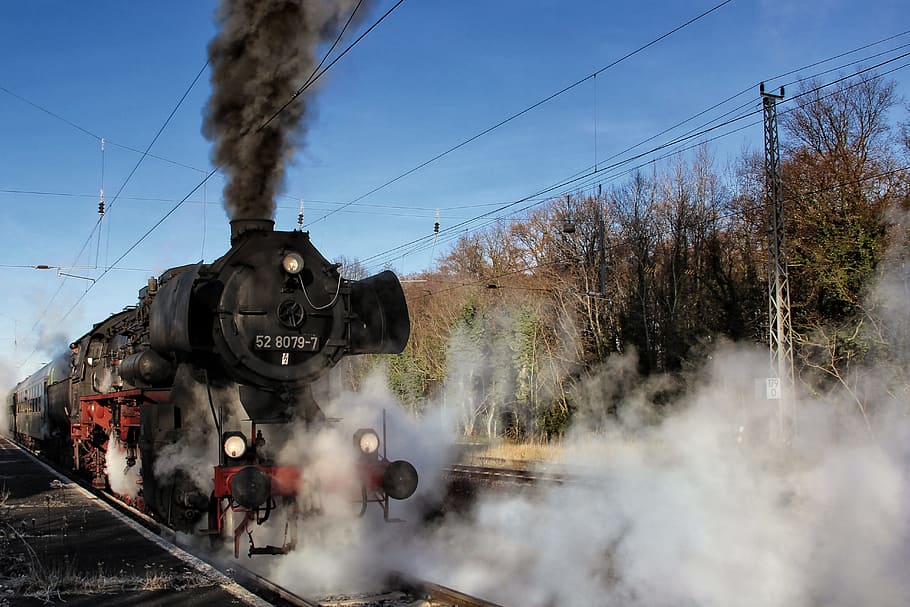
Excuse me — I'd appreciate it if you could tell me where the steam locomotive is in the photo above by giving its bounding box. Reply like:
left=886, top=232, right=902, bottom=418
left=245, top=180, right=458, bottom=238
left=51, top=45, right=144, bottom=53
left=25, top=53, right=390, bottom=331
left=5, top=219, right=419, bottom=557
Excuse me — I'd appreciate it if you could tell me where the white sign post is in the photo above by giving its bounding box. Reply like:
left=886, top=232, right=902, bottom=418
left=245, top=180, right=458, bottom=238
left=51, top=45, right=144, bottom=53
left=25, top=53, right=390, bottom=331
left=766, top=377, right=781, bottom=400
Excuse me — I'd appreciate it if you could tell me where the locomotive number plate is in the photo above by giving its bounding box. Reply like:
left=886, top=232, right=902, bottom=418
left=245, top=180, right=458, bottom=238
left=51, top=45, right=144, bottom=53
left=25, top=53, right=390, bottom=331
left=253, top=334, right=319, bottom=351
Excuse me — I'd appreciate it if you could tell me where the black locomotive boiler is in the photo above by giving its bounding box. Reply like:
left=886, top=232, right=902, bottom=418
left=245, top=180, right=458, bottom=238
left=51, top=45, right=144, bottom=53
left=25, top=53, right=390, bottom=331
left=7, top=219, right=419, bottom=557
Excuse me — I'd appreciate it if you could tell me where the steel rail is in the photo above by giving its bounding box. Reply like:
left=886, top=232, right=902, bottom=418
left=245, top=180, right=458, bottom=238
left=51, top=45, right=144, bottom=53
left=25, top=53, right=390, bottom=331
left=388, top=571, right=506, bottom=607
left=233, top=566, right=322, bottom=607
left=445, top=463, right=568, bottom=485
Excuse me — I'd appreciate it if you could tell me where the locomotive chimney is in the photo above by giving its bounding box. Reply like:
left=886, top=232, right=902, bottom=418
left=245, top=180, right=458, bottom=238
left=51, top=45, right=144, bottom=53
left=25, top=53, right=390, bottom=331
left=230, top=219, right=275, bottom=244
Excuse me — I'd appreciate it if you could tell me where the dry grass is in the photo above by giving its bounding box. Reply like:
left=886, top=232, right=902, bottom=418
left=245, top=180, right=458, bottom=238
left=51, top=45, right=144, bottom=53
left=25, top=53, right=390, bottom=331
left=471, top=441, right=564, bottom=465
left=0, top=487, right=215, bottom=601
left=0, top=486, right=36, bottom=584
left=0, top=475, right=224, bottom=605
left=8, top=561, right=217, bottom=600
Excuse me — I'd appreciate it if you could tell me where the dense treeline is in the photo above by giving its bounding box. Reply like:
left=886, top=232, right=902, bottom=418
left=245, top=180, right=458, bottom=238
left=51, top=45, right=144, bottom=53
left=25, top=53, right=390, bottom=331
left=358, top=72, right=910, bottom=440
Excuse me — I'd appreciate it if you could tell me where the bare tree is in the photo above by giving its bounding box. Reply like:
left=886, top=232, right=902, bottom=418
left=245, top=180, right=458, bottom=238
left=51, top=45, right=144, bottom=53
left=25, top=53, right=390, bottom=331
left=780, top=71, right=900, bottom=396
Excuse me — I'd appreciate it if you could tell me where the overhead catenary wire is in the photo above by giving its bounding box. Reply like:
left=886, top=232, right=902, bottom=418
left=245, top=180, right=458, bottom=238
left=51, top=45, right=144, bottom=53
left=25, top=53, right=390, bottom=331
left=102, top=59, right=210, bottom=266
left=5, top=30, right=907, bottom=221
left=357, top=46, right=910, bottom=270
left=9, top=59, right=209, bottom=358
left=391, top=62, right=910, bottom=272
left=304, top=0, right=736, bottom=228
left=408, top=164, right=910, bottom=303
left=570, top=54, right=910, bottom=196
left=15, top=60, right=210, bottom=370
left=357, top=50, right=910, bottom=274
left=0, top=264, right=153, bottom=272
left=83, top=0, right=405, bottom=283
left=255, top=0, right=371, bottom=134
left=546, top=57, right=910, bottom=219
left=0, top=188, right=492, bottom=224
left=17, top=43, right=895, bottom=276
left=411, top=64, right=910, bottom=276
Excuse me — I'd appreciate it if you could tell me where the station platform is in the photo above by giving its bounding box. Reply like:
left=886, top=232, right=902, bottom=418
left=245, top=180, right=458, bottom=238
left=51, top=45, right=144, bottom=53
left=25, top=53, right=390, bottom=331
left=0, top=436, right=270, bottom=606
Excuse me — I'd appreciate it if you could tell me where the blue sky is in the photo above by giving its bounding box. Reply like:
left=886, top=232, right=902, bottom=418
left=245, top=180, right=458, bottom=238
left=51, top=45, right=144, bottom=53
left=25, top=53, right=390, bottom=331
left=1, top=0, right=908, bottom=382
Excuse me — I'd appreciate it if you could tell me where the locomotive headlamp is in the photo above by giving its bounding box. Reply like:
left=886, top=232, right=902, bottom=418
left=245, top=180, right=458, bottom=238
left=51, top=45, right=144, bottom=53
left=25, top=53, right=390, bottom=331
left=353, top=428, right=380, bottom=455
left=281, top=252, right=305, bottom=275
left=223, top=432, right=248, bottom=459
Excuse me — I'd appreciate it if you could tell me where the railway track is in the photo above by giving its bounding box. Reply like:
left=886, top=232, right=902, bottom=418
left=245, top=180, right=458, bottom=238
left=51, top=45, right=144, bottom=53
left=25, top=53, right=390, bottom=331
left=236, top=567, right=505, bottom=607
left=11, top=437, right=505, bottom=607
left=444, top=462, right=567, bottom=486
left=418, top=579, right=506, bottom=607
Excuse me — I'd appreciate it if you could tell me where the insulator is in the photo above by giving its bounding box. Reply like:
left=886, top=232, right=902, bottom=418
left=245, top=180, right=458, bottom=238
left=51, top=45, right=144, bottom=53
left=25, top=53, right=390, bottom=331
left=98, top=201, right=105, bottom=216
left=433, top=222, right=439, bottom=234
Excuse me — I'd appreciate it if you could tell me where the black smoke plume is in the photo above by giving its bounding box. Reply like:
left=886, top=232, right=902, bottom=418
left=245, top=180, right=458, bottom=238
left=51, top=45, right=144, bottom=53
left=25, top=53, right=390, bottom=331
left=203, top=0, right=368, bottom=221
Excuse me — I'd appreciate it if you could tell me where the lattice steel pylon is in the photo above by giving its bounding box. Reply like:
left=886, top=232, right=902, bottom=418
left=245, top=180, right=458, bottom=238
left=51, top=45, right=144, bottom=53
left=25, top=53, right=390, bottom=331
left=761, top=83, right=795, bottom=439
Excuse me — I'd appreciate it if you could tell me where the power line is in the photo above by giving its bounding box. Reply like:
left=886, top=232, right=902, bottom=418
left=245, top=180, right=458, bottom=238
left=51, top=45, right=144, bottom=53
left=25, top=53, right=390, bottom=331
left=104, top=61, right=209, bottom=219
left=567, top=57, right=910, bottom=198
left=102, top=59, right=210, bottom=265
left=304, top=0, right=736, bottom=227
left=410, top=165, right=910, bottom=302
left=422, top=84, right=910, bottom=265
left=0, top=187, right=519, bottom=216
left=7, top=28, right=905, bottom=220
left=16, top=60, right=210, bottom=370
left=0, top=82, right=210, bottom=175
left=416, top=44, right=910, bottom=262
left=415, top=58, right=910, bottom=269
left=570, top=37, right=910, bottom=190
left=352, top=38, right=908, bottom=269
left=0, top=187, right=510, bottom=221
left=88, top=0, right=405, bottom=277
left=0, top=84, right=103, bottom=141
left=256, top=0, right=373, bottom=133
left=0, top=263, right=152, bottom=272
left=358, top=50, right=910, bottom=273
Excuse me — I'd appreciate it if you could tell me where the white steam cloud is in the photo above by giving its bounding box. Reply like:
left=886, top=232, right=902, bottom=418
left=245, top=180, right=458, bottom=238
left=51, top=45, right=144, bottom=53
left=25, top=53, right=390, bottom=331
left=105, top=437, right=142, bottom=499
left=256, top=339, right=910, bottom=606
left=0, top=361, right=14, bottom=436
left=153, top=432, right=219, bottom=496
left=399, top=344, right=910, bottom=606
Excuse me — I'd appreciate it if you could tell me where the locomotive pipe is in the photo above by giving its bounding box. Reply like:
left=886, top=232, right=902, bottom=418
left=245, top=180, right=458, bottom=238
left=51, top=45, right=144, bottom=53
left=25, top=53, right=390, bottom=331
left=230, top=218, right=274, bottom=244
left=119, top=349, right=175, bottom=387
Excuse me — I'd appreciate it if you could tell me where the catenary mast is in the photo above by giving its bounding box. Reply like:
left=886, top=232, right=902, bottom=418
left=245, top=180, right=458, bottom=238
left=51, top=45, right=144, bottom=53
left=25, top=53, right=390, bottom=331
left=761, top=83, right=794, bottom=440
